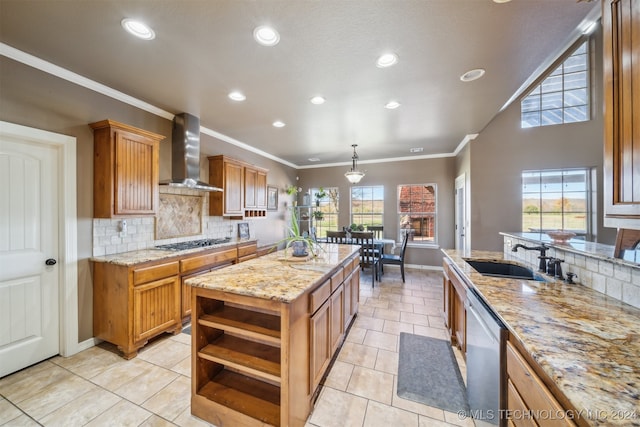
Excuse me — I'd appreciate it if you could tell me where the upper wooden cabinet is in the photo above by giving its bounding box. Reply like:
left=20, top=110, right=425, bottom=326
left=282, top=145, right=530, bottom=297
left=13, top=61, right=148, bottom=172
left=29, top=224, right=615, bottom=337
left=90, top=120, right=165, bottom=218
left=603, top=0, right=640, bottom=229
left=208, top=155, right=268, bottom=218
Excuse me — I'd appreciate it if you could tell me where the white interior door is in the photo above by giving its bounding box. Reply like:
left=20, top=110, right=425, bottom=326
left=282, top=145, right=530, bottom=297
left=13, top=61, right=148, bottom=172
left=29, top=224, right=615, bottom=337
left=0, top=134, right=60, bottom=377
left=455, top=174, right=467, bottom=253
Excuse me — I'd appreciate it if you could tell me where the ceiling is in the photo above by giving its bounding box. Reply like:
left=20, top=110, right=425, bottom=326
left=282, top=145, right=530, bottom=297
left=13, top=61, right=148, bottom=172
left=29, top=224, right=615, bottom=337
left=0, top=0, right=599, bottom=168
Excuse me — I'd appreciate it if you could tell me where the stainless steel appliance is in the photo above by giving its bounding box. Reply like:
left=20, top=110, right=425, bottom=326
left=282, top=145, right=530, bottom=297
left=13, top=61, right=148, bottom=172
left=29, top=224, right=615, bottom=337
left=465, top=288, right=507, bottom=426
left=155, top=237, right=230, bottom=251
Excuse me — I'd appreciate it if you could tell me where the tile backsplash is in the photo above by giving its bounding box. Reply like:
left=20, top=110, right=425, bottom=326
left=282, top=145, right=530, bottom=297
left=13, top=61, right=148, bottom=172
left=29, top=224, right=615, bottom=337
left=92, top=187, right=252, bottom=256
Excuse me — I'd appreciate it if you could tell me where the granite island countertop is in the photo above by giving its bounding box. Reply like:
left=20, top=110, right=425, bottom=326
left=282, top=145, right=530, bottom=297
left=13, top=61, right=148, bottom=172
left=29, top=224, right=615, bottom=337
left=185, top=243, right=361, bottom=303
left=443, top=249, right=640, bottom=427
left=90, top=239, right=257, bottom=266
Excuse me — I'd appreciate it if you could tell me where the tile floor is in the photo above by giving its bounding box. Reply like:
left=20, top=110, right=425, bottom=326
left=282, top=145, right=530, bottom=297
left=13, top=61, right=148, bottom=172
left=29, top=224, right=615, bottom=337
left=0, top=268, right=474, bottom=427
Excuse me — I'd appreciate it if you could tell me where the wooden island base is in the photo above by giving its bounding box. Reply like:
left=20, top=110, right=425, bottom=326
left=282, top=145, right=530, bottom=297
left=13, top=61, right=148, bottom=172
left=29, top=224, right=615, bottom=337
left=187, top=245, right=360, bottom=427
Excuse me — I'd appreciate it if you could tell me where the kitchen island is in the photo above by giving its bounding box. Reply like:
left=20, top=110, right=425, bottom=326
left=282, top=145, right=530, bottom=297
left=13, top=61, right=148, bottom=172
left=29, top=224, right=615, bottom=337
left=443, top=249, right=640, bottom=427
left=184, top=243, right=361, bottom=427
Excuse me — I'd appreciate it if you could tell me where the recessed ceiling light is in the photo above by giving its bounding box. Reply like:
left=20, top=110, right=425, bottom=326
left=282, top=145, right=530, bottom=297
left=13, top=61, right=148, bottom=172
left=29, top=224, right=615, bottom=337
left=493, top=0, right=512, bottom=3
left=308, top=157, right=320, bottom=162
left=385, top=101, right=401, bottom=109
left=410, top=147, right=424, bottom=153
left=121, top=18, right=155, bottom=40
left=253, top=26, right=280, bottom=46
left=310, top=96, right=325, bottom=105
left=228, top=91, right=246, bottom=101
left=272, top=120, right=286, bottom=128
left=460, top=68, right=486, bottom=82
left=376, top=53, right=398, bottom=68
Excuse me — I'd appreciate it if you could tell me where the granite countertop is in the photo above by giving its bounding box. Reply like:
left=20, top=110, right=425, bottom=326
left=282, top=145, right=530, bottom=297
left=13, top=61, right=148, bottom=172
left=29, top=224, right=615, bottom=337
left=443, top=249, right=640, bottom=426
left=90, top=239, right=256, bottom=266
left=501, top=232, right=639, bottom=269
left=185, top=243, right=360, bottom=303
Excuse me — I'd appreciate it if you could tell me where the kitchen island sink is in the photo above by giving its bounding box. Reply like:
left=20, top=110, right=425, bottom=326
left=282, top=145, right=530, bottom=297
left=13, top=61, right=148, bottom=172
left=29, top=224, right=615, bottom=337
left=463, top=259, right=547, bottom=281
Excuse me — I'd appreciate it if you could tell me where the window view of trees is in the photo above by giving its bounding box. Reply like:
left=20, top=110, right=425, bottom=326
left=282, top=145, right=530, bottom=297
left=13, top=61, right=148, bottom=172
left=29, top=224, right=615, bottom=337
left=351, top=186, right=384, bottom=229
left=311, top=187, right=339, bottom=238
left=398, top=184, right=436, bottom=244
left=522, top=169, right=589, bottom=234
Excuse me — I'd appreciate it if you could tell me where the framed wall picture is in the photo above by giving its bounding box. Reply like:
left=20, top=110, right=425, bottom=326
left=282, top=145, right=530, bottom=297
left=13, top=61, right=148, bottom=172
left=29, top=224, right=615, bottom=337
left=267, top=186, right=278, bottom=211
left=238, top=222, right=250, bottom=239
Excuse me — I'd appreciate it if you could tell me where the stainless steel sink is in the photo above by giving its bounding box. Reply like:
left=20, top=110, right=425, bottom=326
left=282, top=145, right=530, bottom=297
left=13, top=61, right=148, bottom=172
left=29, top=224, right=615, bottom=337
left=464, top=259, right=547, bottom=281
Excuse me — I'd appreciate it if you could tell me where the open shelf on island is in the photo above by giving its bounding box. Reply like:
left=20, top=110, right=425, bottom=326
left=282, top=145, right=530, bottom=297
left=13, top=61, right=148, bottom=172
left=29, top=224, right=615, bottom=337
left=199, top=305, right=281, bottom=345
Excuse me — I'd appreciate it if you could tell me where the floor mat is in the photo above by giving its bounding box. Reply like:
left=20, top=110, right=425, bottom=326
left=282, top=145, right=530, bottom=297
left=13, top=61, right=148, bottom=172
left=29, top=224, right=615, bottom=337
left=397, top=332, right=469, bottom=414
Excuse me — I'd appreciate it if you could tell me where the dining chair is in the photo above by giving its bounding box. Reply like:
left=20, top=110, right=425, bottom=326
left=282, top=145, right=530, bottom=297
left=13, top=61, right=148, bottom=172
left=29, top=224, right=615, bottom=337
left=350, top=231, right=380, bottom=285
left=326, top=230, right=347, bottom=244
left=379, top=230, right=409, bottom=283
left=367, top=225, right=384, bottom=239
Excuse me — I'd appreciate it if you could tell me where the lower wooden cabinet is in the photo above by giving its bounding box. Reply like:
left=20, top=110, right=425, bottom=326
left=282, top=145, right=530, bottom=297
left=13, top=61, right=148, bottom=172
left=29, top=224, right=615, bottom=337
left=443, top=258, right=467, bottom=354
left=94, top=260, right=181, bottom=359
left=310, top=297, right=331, bottom=394
left=506, top=340, right=576, bottom=427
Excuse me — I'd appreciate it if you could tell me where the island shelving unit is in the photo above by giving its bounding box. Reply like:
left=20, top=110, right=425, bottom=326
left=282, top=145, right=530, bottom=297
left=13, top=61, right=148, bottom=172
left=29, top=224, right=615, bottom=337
left=185, top=244, right=361, bottom=427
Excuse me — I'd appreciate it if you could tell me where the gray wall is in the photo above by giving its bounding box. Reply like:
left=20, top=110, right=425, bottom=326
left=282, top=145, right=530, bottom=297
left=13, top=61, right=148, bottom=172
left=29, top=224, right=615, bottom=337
left=298, top=156, right=456, bottom=267
left=466, top=29, right=616, bottom=251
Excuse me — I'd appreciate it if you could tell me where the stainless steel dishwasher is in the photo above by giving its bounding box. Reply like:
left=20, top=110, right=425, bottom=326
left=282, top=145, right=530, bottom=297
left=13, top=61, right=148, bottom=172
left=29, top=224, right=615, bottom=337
left=465, top=287, right=507, bottom=427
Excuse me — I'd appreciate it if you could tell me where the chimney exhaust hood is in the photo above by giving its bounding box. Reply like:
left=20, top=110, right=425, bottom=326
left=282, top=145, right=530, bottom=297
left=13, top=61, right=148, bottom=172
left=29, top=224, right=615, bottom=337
left=160, top=113, right=223, bottom=192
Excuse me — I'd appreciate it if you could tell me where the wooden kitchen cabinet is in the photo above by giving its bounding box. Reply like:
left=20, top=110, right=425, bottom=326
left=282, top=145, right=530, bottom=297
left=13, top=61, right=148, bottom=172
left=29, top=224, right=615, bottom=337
left=89, top=119, right=164, bottom=218
left=443, top=258, right=466, bottom=353
left=238, top=241, right=258, bottom=263
left=506, top=339, right=577, bottom=427
left=602, top=0, right=640, bottom=229
left=208, top=155, right=268, bottom=218
left=93, top=259, right=181, bottom=359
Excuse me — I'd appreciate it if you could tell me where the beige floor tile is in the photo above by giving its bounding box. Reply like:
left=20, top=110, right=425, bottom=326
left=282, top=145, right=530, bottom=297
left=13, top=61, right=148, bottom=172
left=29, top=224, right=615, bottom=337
left=322, top=360, right=354, bottom=391
left=362, top=297, right=389, bottom=309
left=114, top=364, right=179, bottom=405
left=412, top=303, right=442, bottom=316
left=140, top=414, right=178, bottom=426
left=363, top=330, right=398, bottom=352
left=374, top=349, right=398, bottom=375
left=353, top=315, right=385, bottom=331
left=0, top=398, right=23, bottom=424
left=38, top=387, right=121, bottom=426
left=0, top=414, right=39, bottom=426
left=170, top=332, right=192, bottom=345
left=337, top=342, right=378, bottom=368
left=413, top=325, right=449, bottom=341
left=444, top=410, right=477, bottom=426
left=387, top=301, right=415, bottom=312
left=345, top=326, right=367, bottom=344
left=391, top=378, right=446, bottom=420
left=85, top=400, right=152, bottom=427
left=346, top=366, right=394, bottom=404
left=401, top=295, right=426, bottom=305
left=418, top=415, right=456, bottom=427
left=170, top=355, right=192, bottom=377
left=358, top=304, right=375, bottom=317
left=308, top=387, right=368, bottom=427
left=0, top=363, right=73, bottom=403
left=400, top=312, right=430, bottom=326
left=138, top=338, right=191, bottom=369
left=50, top=345, right=126, bottom=379
left=382, top=320, right=414, bottom=336
left=90, top=358, right=156, bottom=391
left=363, top=400, right=419, bottom=427
left=173, top=405, right=216, bottom=427
left=428, top=315, right=447, bottom=329
left=379, top=292, right=403, bottom=302
left=142, top=375, right=191, bottom=421
left=372, top=307, right=401, bottom=322
left=17, top=374, right=98, bottom=421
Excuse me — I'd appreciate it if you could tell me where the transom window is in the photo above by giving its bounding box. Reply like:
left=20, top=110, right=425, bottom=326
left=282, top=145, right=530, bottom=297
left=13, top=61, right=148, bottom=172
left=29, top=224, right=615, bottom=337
left=521, top=169, right=590, bottom=235
left=398, top=184, right=437, bottom=244
left=351, top=186, right=383, bottom=229
left=311, top=187, right=339, bottom=238
left=521, top=41, right=589, bottom=128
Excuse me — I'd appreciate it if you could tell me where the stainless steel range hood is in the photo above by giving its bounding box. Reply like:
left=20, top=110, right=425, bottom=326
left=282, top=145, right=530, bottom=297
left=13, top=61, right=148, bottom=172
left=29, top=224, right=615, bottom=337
left=159, top=113, right=223, bottom=192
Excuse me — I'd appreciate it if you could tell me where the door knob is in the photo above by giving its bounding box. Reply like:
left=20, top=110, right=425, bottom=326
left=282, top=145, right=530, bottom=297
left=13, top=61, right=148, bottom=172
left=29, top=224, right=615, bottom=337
left=45, top=258, right=57, bottom=266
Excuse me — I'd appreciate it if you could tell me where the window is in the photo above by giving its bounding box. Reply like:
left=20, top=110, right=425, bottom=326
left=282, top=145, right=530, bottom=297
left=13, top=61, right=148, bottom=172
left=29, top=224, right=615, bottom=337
left=521, top=41, right=589, bottom=128
left=311, top=187, right=339, bottom=239
left=398, top=184, right=437, bottom=244
left=351, top=186, right=384, bottom=229
left=522, top=169, right=590, bottom=235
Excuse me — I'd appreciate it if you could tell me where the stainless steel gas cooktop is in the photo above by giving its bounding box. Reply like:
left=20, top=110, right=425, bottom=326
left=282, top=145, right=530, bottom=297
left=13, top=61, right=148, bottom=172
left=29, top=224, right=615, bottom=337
left=155, top=237, right=231, bottom=251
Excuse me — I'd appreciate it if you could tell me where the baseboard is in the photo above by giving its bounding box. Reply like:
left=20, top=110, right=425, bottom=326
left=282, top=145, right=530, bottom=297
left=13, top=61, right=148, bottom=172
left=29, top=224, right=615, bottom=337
left=67, top=337, right=101, bottom=355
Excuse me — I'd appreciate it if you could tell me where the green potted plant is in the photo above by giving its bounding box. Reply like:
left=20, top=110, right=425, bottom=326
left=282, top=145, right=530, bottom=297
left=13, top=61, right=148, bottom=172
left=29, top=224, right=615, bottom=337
left=286, top=185, right=302, bottom=206
left=314, top=187, right=327, bottom=207
left=274, top=208, right=323, bottom=257
left=313, top=210, right=324, bottom=221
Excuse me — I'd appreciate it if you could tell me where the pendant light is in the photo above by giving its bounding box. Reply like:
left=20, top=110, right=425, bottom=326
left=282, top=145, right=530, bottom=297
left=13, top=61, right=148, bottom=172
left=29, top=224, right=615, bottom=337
left=345, top=144, right=365, bottom=184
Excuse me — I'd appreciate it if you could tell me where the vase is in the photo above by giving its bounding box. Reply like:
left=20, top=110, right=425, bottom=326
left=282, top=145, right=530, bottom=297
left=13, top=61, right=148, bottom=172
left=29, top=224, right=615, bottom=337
left=291, top=241, right=308, bottom=257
